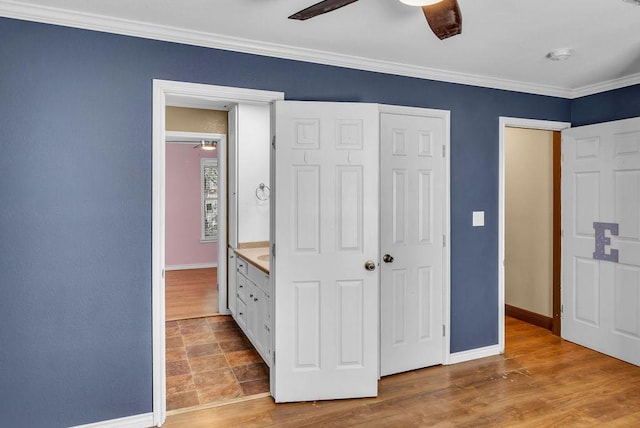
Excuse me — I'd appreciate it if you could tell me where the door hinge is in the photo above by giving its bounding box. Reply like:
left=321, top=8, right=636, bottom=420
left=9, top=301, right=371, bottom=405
left=442, top=145, right=446, bottom=158
left=162, top=269, right=165, bottom=279
left=272, top=243, right=275, bottom=258
left=273, top=350, right=275, bottom=365
left=442, top=325, right=446, bottom=337
left=443, top=234, right=446, bottom=248
left=561, top=229, right=564, bottom=238
left=561, top=304, right=564, bottom=314
left=272, top=135, right=276, bottom=149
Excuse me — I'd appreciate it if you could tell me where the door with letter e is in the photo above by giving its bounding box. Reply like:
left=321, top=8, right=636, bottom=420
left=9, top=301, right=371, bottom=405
left=562, top=117, right=640, bottom=366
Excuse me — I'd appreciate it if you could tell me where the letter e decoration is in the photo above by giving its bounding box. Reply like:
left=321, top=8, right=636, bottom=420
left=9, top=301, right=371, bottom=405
left=593, top=222, right=619, bottom=262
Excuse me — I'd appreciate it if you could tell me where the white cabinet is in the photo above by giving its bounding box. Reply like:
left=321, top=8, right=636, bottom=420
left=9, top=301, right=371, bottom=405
left=234, top=255, right=271, bottom=367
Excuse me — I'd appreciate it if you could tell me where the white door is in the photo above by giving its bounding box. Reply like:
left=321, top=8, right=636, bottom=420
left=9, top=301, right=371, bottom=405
left=273, top=101, right=380, bottom=401
left=562, top=116, right=640, bottom=366
left=380, top=112, right=446, bottom=376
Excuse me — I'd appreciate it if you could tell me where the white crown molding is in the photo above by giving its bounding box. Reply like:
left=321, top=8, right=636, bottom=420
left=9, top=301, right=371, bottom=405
left=1, top=0, right=638, bottom=99
left=571, top=72, right=640, bottom=99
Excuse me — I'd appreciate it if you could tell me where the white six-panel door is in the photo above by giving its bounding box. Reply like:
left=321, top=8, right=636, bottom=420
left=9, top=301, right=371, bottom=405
left=380, top=112, right=445, bottom=376
left=273, top=101, right=380, bottom=401
left=562, top=117, right=640, bottom=366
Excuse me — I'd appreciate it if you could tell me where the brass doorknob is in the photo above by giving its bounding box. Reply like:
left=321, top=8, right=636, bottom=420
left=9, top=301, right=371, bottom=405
left=364, top=260, right=376, bottom=271
left=383, top=254, right=394, bottom=263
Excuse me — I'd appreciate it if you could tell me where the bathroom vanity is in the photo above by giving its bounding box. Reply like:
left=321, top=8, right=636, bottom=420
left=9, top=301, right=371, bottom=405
left=230, top=246, right=272, bottom=367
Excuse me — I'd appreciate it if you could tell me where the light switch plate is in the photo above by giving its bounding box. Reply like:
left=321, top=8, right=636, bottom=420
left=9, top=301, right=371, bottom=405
left=473, top=211, right=485, bottom=227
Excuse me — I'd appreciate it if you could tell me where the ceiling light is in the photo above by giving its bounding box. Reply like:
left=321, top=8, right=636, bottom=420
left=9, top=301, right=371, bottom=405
left=546, top=48, right=573, bottom=61
left=200, top=140, right=217, bottom=150
left=399, top=0, right=443, bottom=6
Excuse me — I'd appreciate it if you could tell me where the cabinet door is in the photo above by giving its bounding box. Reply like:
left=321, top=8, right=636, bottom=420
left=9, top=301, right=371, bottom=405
left=250, top=284, right=270, bottom=364
left=246, top=281, right=258, bottom=341
left=262, top=294, right=272, bottom=367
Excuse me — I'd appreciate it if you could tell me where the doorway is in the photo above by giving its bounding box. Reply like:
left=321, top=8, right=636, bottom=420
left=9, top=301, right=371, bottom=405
left=498, top=117, right=570, bottom=351
left=165, top=106, right=227, bottom=322
left=152, top=80, right=284, bottom=425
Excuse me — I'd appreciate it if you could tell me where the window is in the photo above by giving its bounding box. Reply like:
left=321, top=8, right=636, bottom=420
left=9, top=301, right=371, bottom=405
left=202, top=158, right=218, bottom=241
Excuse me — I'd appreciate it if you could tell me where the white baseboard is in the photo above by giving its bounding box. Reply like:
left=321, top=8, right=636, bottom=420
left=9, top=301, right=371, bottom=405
left=165, top=262, right=217, bottom=271
left=71, top=412, right=154, bottom=428
left=446, top=344, right=501, bottom=365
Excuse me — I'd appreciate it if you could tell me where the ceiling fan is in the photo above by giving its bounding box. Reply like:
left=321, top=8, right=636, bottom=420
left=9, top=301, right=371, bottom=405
left=288, top=0, right=462, bottom=40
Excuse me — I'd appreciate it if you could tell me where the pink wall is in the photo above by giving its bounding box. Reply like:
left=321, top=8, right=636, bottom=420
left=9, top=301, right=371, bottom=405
left=166, top=144, right=218, bottom=266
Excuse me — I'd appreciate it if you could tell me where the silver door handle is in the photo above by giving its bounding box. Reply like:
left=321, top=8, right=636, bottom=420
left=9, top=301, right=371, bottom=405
left=383, top=254, right=394, bottom=263
left=364, top=260, right=376, bottom=271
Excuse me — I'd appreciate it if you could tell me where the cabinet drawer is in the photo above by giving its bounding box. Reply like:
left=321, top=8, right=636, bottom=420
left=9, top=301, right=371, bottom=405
left=237, top=273, right=247, bottom=303
left=236, top=299, right=247, bottom=329
left=237, top=257, right=248, bottom=276
left=248, top=262, right=270, bottom=294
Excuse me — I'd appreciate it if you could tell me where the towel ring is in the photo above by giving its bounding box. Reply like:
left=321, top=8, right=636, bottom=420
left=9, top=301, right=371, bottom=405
left=256, top=183, right=271, bottom=201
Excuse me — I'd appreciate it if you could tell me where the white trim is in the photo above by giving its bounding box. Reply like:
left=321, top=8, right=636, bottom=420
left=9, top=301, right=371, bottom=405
left=165, top=263, right=217, bottom=271
left=153, top=79, right=284, bottom=426
left=446, top=345, right=501, bottom=365
left=378, top=104, right=452, bottom=367
left=443, top=110, right=452, bottom=365
left=151, top=81, right=167, bottom=428
left=498, top=117, right=571, bottom=355
left=2, top=0, right=638, bottom=99
left=70, top=412, right=154, bottom=428
left=216, top=133, right=228, bottom=316
left=572, top=73, right=640, bottom=99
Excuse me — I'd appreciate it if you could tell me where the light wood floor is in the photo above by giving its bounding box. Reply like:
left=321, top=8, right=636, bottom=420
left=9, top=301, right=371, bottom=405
left=166, top=268, right=218, bottom=321
left=164, top=317, right=640, bottom=427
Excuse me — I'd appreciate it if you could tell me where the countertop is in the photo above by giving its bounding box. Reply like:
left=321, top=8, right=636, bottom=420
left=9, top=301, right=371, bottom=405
left=234, top=246, right=269, bottom=274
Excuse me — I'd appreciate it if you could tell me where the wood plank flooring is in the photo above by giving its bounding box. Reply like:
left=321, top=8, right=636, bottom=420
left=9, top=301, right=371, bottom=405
left=164, top=317, right=640, bottom=427
left=166, top=268, right=218, bottom=321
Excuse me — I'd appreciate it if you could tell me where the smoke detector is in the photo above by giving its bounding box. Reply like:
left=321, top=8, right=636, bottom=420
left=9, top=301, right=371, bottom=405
left=546, top=48, right=573, bottom=61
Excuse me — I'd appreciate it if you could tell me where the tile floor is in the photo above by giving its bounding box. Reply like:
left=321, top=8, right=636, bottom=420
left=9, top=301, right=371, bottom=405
left=165, top=315, right=270, bottom=410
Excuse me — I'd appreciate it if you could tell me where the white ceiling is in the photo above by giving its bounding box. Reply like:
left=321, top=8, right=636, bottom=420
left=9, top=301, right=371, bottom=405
left=2, top=0, right=640, bottom=98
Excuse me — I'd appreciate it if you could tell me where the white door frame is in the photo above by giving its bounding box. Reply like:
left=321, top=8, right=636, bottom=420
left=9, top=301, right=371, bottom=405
left=498, top=117, right=571, bottom=353
left=378, top=104, right=452, bottom=364
left=152, top=79, right=284, bottom=426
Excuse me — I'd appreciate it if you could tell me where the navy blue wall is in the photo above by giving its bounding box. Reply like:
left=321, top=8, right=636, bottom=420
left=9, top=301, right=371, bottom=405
left=0, top=17, right=573, bottom=426
left=572, top=84, right=640, bottom=126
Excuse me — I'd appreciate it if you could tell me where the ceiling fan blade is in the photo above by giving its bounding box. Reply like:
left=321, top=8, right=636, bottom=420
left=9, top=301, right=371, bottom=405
left=289, top=0, right=359, bottom=20
left=422, top=0, right=462, bottom=40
